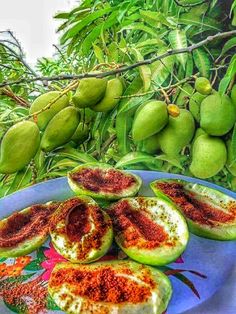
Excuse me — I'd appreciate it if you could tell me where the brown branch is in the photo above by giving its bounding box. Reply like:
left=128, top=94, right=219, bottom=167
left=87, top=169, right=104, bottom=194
left=0, top=87, right=30, bottom=107
left=0, top=30, right=235, bottom=88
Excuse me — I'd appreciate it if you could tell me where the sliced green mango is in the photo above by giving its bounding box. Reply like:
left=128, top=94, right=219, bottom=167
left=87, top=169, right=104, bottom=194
left=41, top=106, right=80, bottom=152
left=72, top=77, right=107, bottom=108
left=0, top=121, right=40, bottom=174
left=68, top=163, right=142, bottom=200
left=132, top=100, right=168, bottom=141
left=48, top=260, right=172, bottom=314
left=93, top=78, right=123, bottom=112
left=50, top=196, right=113, bottom=263
left=29, top=91, right=69, bottom=130
left=0, top=202, right=58, bottom=257
left=108, top=197, right=189, bottom=266
left=151, top=179, right=236, bottom=240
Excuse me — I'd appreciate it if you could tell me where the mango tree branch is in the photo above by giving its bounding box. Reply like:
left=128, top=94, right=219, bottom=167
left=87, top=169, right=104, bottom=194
left=0, top=29, right=236, bottom=88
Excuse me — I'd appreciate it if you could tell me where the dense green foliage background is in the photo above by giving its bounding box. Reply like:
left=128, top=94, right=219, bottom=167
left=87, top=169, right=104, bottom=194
left=0, top=0, right=236, bottom=196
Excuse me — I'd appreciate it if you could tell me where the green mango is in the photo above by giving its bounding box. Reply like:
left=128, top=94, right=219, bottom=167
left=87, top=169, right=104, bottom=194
left=132, top=100, right=168, bottom=141
left=194, top=77, right=212, bottom=95
left=71, top=123, right=89, bottom=144
left=226, top=140, right=236, bottom=176
left=192, top=128, right=207, bottom=146
left=142, top=133, right=160, bottom=154
left=231, top=84, right=236, bottom=105
left=190, top=134, right=227, bottom=179
left=200, top=93, right=236, bottom=136
left=157, top=109, right=195, bottom=157
left=72, top=77, right=107, bottom=108
left=189, top=92, right=207, bottom=122
left=176, top=83, right=194, bottom=107
left=29, top=91, right=69, bottom=130
left=41, top=107, right=80, bottom=152
left=0, top=121, right=40, bottom=174
left=93, top=78, right=123, bottom=112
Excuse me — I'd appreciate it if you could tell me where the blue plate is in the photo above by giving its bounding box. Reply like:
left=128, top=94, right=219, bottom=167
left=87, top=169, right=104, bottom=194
left=0, top=171, right=235, bottom=314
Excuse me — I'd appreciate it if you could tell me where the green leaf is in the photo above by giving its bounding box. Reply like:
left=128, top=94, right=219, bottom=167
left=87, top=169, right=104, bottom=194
left=139, top=10, right=176, bottom=28
left=220, top=37, right=236, bottom=58
left=150, top=48, right=175, bottom=87
left=93, top=44, right=105, bottom=63
left=61, top=6, right=112, bottom=44
left=136, top=39, right=165, bottom=49
left=219, top=55, right=236, bottom=95
left=131, top=48, right=151, bottom=92
left=168, top=29, right=188, bottom=69
left=179, top=14, right=221, bottom=31
left=120, top=23, right=157, bottom=37
left=81, top=11, right=117, bottom=55
left=36, top=246, right=47, bottom=261
left=56, top=147, right=97, bottom=163
left=115, top=152, right=159, bottom=169
left=231, top=123, right=236, bottom=163
left=193, top=48, right=211, bottom=78
left=4, top=299, right=27, bottom=313
left=0, top=257, right=7, bottom=263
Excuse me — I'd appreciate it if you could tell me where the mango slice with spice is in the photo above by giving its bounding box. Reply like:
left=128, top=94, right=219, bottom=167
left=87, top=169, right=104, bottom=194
left=67, top=163, right=142, bottom=200
left=48, top=260, right=172, bottom=314
left=151, top=179, right=236, bottom=240
left=108, top=197, right=189, bottom=266
left=49, top=196, right=113, bottom=263
left=0, top=202, right=59, bottom=257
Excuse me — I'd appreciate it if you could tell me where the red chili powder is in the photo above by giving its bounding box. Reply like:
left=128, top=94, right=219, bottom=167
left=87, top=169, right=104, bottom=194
left=70, top=168, right=136, bottom=193
left=0, top=203, right=59, bottom=248
left=156, top=182, right=236, bottom=226
left=50, top=266, right=153, bottom=304
left=50, top=198, right=111, bottom=260
left=66, top=204, right=91, bottom=242
left=109, top=199, right=168, bottom=249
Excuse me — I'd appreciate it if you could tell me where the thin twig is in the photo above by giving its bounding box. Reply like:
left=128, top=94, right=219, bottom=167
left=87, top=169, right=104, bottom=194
left=117, top=74, right=198, bottom=99
left=0, top=87, right=30, bottom=107
left=0, top=30, right=235, bottom=88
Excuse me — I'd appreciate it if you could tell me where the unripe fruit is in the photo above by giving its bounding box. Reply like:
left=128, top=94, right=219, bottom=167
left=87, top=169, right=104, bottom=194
left=0, top=121, right=40, bottom=174
left=132, top=100, right=168, bottom=141
left=190, top=135, right=227, bottom=179
left=29, top=91, right=69, bottom=130
left=195, top=77, right=212, bottom=95
left=72, top=77, right=107, bottom=108
left=41, top=107, right=80, bottom=152
left=93, top=78, right=123, bottom=112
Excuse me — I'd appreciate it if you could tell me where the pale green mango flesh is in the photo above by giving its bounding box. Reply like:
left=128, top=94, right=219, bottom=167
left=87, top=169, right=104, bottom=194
left=50, top=196, right=113, bottom=263
left=109, top=197, right=189, bottom=266
left=48, top=260, right=172, bottom=314
left=151, top=179, right=236, bottom=240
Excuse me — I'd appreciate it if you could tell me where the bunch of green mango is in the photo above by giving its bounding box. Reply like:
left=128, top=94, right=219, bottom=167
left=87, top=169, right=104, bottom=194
left=73, top=76, right=123, bottom=112
left=133, top=77, right=236, bottom=180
